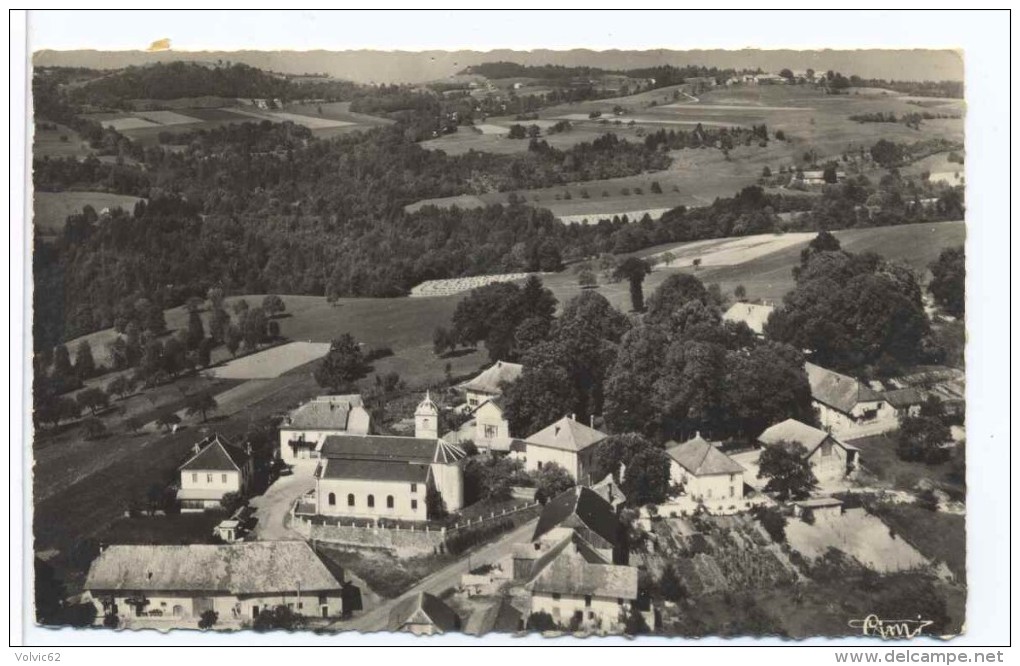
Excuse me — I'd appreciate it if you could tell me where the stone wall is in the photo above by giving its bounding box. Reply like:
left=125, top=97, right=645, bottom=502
left=292, top=517, right=446, bottom=557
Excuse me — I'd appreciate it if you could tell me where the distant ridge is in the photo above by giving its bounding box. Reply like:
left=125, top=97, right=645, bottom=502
left=32, top=48, right=963, bottom=85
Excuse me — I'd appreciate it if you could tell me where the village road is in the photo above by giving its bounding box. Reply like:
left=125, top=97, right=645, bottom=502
left=249, top=464, right=316, bottom=541
left=334, top=517, right=539, bottom=633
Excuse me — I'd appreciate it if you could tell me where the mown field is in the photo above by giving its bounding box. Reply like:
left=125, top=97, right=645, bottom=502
left=33, top=122, right=91, bottom=159
left=33, top=191, right=145, bottom=237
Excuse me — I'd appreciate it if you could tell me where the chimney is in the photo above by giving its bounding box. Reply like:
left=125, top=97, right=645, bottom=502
left=590, top=415, right=595, bottom=428
left=193, top=442, right=202, bottom=455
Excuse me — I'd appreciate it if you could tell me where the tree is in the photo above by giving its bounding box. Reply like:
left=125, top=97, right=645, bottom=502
left=107, top=375, right=135, bottom=400
left=734, top=284, right=747, bottom=301
left=253, top=604, right=305, bottom=632
left=433, top=326, right=452, bottom=357
left=197, top=338, right=214, bottom=367
left=185, top=392, right=219, bottom=422
left=754, top=505, right=788, bottom=543
left=624, top=604, right=650, bottom=635
left=757, top=441, right=817, bottom=501
left=779, top=68, right=794, bottom=80
left=822, top=164, right=839, bottom=184
left=74, top=340, right=96, bottom=379
left=527, top=611, right=559, bottom=632
left=723, top=342, right=815, bottom=439
left=76, top=387, right=109, bottom=416
left=577, top=268, right=598, bottom=290
left=103, top=612, right=120, bottom=629
left=692, top=258, right=702, bottom=270
left=613, top=257, right=652, bottom=312
left=928, top=246, right=965, bottom=318
left=261, top=294, right=286, bottom=317
left=462, top=455, right=526, bottom=504
left=897, top=415, right=951, bottom=464
left=314, top=334, right=367, bottom=391
left=52, top=344, right=73, bottom=379
left=220, top=491, right=244, bottom=514
left=659, top=563, right=687, bottom=603
left=125, top=416, right=143, bottom=434
left=186, top=309, right=205, bottom=350
left=532, top=462, right=576, bottom=504
left=225, top=324, right=242, bottom=357
left=645, top=273, right=710, bottom=326
left=81, top=416, right=107, bottom=440
left=622, top=447, right=672, bottom=505
left=241, top=306, right=268, bottom=350
left=209, top=307, right=230, bottom=344
left=267, top=320, right=281, bottom=340
left=206, top=287, right=225, bottom=310
left=198, top=610, right=219, bottom=630
left=155, top=412, right=181, bottom=433
left=661, top=251, right=676, bottom=267
left=231, top=298, right=250, bottom=317
left=508, top=124, right=527, bottom=140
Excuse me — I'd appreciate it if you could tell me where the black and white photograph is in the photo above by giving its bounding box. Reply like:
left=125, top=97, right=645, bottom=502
left=9, top=8, right=1012, bottom=655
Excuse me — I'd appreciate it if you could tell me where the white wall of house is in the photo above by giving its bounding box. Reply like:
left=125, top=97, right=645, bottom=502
left=180, top=469, right=241, bottom=497
left=668, top=463, right=743, bottom=503
left=91, top=590, right=344, bottom=623
left=474, top=401, right=510, bottom=448
left=808, top=439, right=854, bottom=483
left=430, top=462, right=464, bottom=512
left=530, top=591, right=629, bottom=633
left=525, top=445, right=596, bottom=484
left=815, top=399, right=897, bottom=438
left=316, top=477, right=428, bottom=521
left=465, top=389, right=496, bottom=410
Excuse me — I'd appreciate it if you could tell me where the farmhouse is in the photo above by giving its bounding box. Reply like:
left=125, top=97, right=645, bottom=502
left=665, top=434, right=746, bottom=507
left=83, top=541, right=346, bottom=627
left=531, top=486, right=624, bottom=564
left=524, top=416, right=607, bottom=484
left=722, top=302, right=774, bottom=336
left=387, top=592, right=461, bottom=635
left=758, top=418, right=861, bottom=484
left=279, top=394, right=372, bottom=465
left=176, top=434, right=253, bottom=512
left=458, top=360, right=523, bottom=409
left=312, top=393, right=466, bottom=519
left=801, top=170, right=846, bottom=186
left=528, top=548, right=638, bottom=635
left=805, top=362, right=897, bottom=437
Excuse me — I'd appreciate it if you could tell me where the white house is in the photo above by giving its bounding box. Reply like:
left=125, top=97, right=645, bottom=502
left=524, top=416, right=607, bottom=485
left=458, top=360, right=523, bottom=409
left=758, top=418, right=861, bottom=484
left=665, top=435, right=746, bottom=508
left=84, top=541, right=346, bottom=628
left=313, top=393, right=466, bottom=518
left=279, top=394, right=371, bottom=465
left=176, top=434, right=253, bottom=512
left=444, top=396, right=515, bottom=453
left=722, top=302, right=774, bottom=336
left=805, top=362, right=897, bottom=437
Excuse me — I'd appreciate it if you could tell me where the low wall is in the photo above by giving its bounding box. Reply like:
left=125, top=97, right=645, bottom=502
left=291, top=517, right=446, bottom=557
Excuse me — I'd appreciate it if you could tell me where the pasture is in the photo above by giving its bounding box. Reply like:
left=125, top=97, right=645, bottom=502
left=33, top=191, right=145, bottom=236
left=33, top=122, right=90, bottom=159
left=203, top=341, right=332, bottom=379
left=784, top=508, right=929, bottom=574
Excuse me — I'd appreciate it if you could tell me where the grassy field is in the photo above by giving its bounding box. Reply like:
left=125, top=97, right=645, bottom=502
left=850, top=433, right=965, bottom=497
left=33, top=122, right=90, bottom=159
left=33, top=191, right=145, bottom=236
left=867, top=503, right=967, bottom=581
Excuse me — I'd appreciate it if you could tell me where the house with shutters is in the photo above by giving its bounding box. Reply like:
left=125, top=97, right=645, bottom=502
left=665, top=434, right=746, bottom=508
left=176, top=434, right=253, bottom=511
left=524, top=416, right=607, bottom=484
left=313, top=393, right=467, bottom=520
left=83, top=541, right=346, bottom=628
left=758, top=418, right=861, bottom=484
left=278, top=394, right=371, bottom=465
left=805, top=362, right=897, bottom=437
left=443, top=396, right=515, bottom=453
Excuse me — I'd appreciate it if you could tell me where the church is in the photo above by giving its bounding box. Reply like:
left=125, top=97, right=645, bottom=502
left=312, top=393, right=467, bottom=521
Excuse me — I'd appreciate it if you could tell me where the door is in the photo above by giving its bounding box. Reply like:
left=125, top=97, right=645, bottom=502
left=321, top=605, right=329, bottom=618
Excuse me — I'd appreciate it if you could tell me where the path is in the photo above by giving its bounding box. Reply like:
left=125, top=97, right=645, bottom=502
left=334, top=517, right=539, bottom=633
left=249, top=464, right=316, bottom=541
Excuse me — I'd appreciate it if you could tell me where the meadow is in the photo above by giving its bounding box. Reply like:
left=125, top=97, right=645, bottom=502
left=33, top=191, right=146, bottom=237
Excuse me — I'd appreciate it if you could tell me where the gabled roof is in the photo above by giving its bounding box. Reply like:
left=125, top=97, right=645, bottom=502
left=458, top=361, right=523, bottom=395
left=532, top=486, right=620, bottom=547
left=319, top=458, right=431, bottom=483
left=666, top=437, right=745, bottom=476
left=319, top=434, right=465, bottom=465
left=179, top=434, right=249, bottom=473
left=722, top=302, right=774, bottom=335
left=472, top=597, right=523, bottom=636
left=590, top=474, right=626, bottom=507
left=387, top=592, right=460, bottom=633
left=84, top=542, right=343, bottom=595
left=758, top=418, right=857, bottom=456
left=284, top=395, right=363, bottom=430
left=805, top=362, right=883, bottom=414
left=881, top=387, right=928, bottom=409
left=526, top=416, right=607, bottom=453
left=530, top=550, right=638, bottom=600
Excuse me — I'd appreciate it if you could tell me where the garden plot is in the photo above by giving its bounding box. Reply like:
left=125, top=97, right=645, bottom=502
left=473, top=124, right=511, bottom=135
left=136, top=110, right=203, bottom=126
left=100, top=116, right=162, bottom=131
left=204, top=341, right=331, bottom=379
left=410, top=273, right=532, bottom=297
left=645, top=232, right=816, bottom=268
left=785, top=507, right=930, bottom=573
left=267, top=111, right=355, bottom=129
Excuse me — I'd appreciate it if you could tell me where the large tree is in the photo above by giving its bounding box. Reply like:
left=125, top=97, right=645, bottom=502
left=185, top=392, right=219, bottom=422
left=897, top=415, right=952, bottom=464
left=724, top=342, right=815, bottom=438
left=645, top=273, right=711, bottom=327
left=603, top=325, right=670, bottom=436
left=613, top=257, right=651, bottom=312
left=501, top=364, right=579, bottom=437
left=451, top=279, right=556, bottom=362
left=532, top=462, right=576, bottom=504
left=928, top=246, right=965, bottom=319
left=73, top=340, right=96, bottom=379
left=757, top=441, right=817, bottom=501
left=621, top=446, right=673, bottom=505
left=314, top=333, right=367, bottom=391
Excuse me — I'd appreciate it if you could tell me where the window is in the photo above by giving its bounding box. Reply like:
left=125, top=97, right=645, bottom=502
left=318, top=593, right=328, bottom=605
left=191, top=473, right=197, bottom=483
left=584, top=595, right=592, bottom=608
left=821, top=441, right=833, bottom=457
left=552, top=593, right=561, bottom=601
left=328, top=492, right=336, bottom=506
left=386, top=495, right=394, bottom=509
left=411, top=499, right=418, bottom=510
left=367, top=495, right=375, bottom=508
left=287, top=603, right=294, bottom=610
left=537, top=461, right=543, bottom=470
left=298, top=602, right=303, bottom=610
left=347, top=494, right=355, bottom=507
left=617, top=598, right=624, bottom=606
left=588, top=612, right=595, bottom=620
left=206, top=474, right=212, bottom=483
left=484, top=425, right=498, bottom=439
left=410, top=483, right=417, bottom=493
left=221, top=474, right=227, bottom=483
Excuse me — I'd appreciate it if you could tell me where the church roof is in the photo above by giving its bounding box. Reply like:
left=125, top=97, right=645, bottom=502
left=318, top=458, right=431, bottom=483
left=319, top=434, right=465, bottom=464
left=526, top=416, right=606, bottom=453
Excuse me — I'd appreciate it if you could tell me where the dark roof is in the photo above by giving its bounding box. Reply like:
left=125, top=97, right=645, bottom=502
left=530, top=550, right=638, bottom=600
left=319, top=458, right=430, bottom=483
left=387, top=592, right=460, bottom=633
left=532, top=486, right=620, bottom=547
left=882, top=387, right=928, bottom=408
left=84, top=542, right=342, bottom=595
left=319, top=434, right=465, bottom=464
left=665, top=437, right=745, bottom=476
left=805, top=362, right=883, bottom=413
left=179, top=434, right=249, bottom=472
left=472, top=597, right=523, bottom=636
